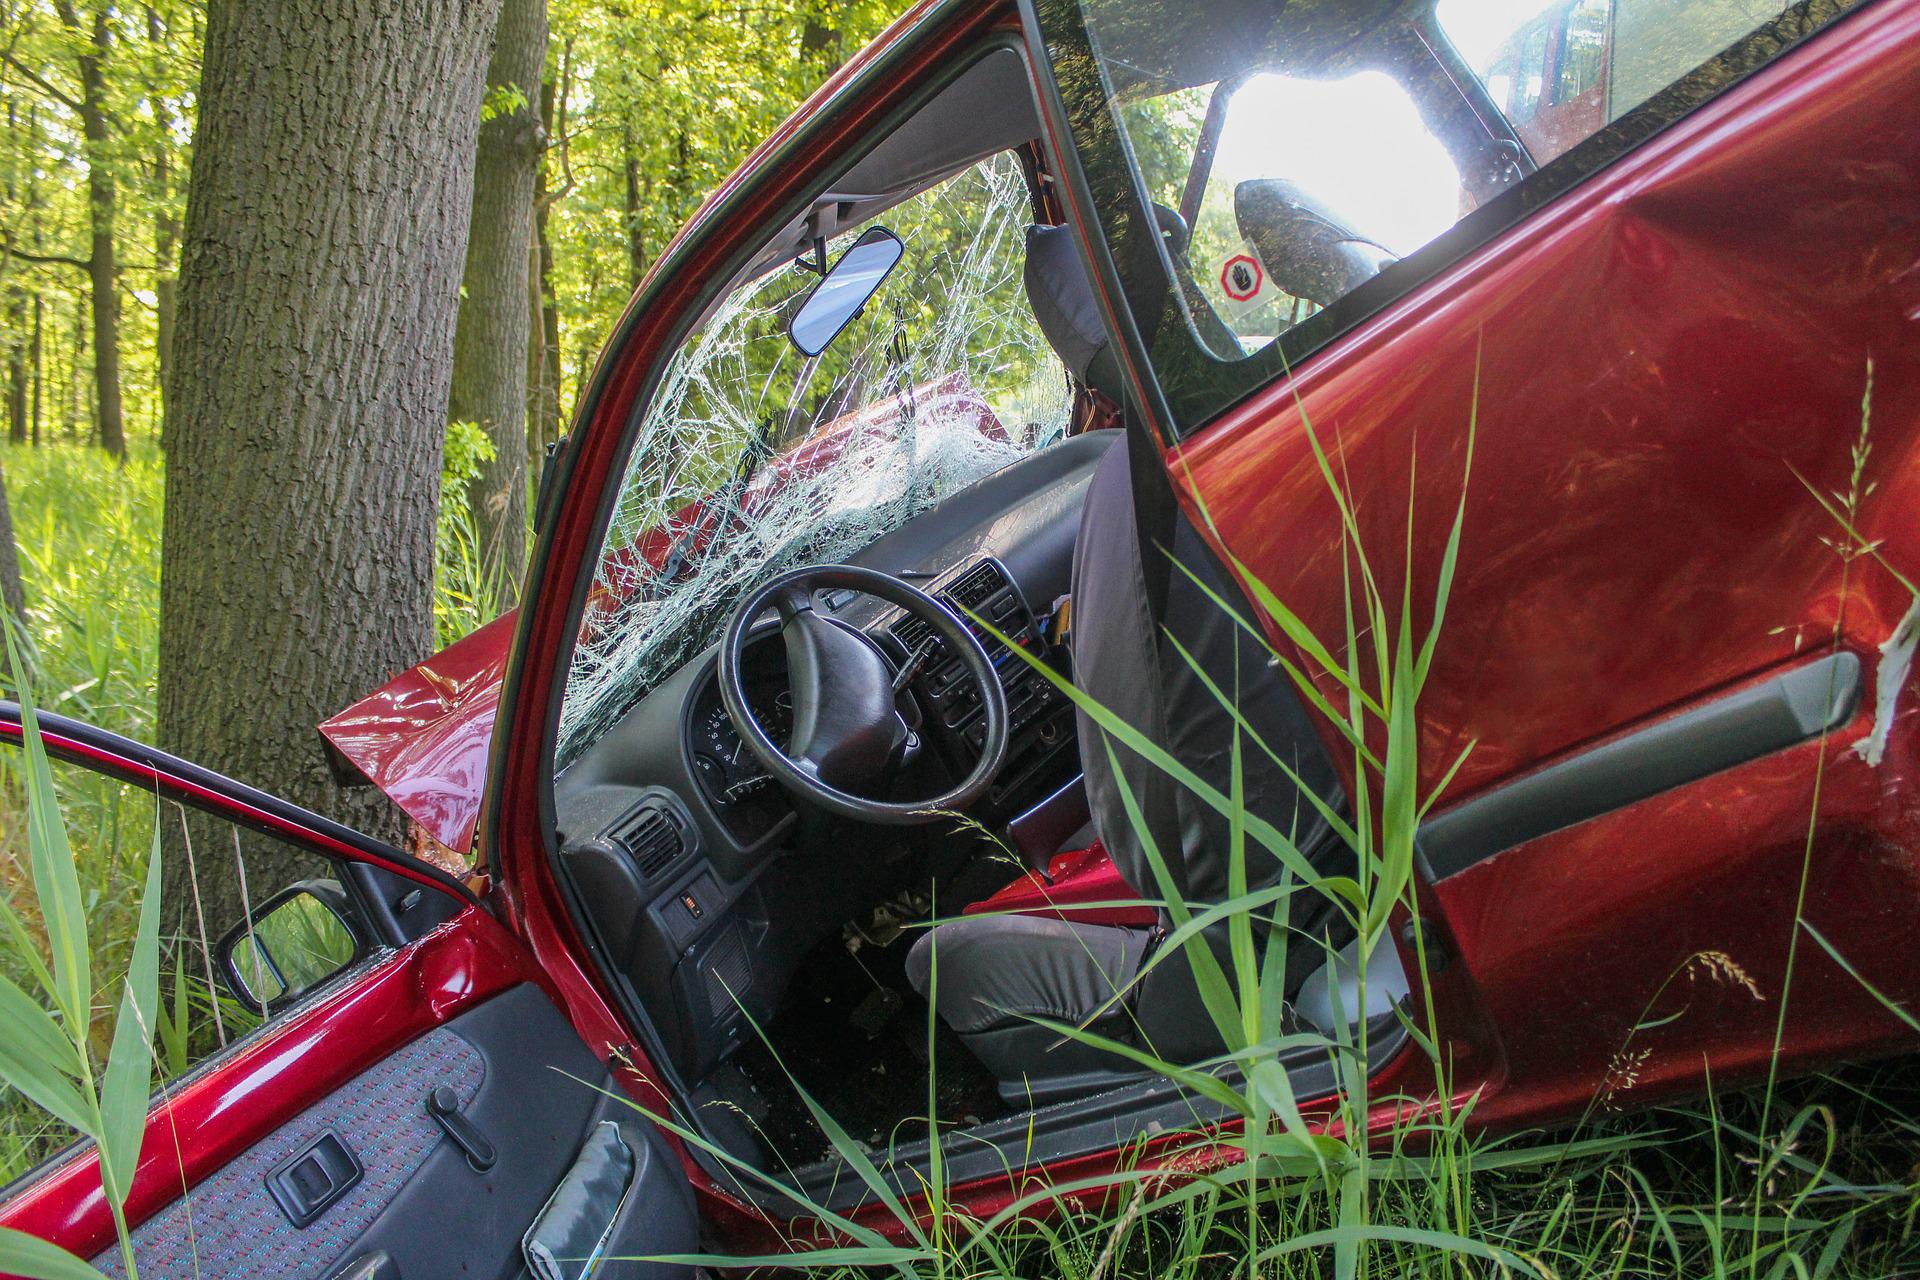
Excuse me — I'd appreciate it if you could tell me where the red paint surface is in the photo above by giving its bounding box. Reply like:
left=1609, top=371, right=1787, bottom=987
left=1170, top=0, right=1920, bottom=1133
left=320, top=373, right=1008, bottom=852
left=964, top=839, right=1158, bottom=927
left=0, top=906, right=539, bottom=1262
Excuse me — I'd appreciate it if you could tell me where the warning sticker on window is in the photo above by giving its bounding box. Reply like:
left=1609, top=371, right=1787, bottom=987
left=1220, top=253, right=1263, bottom=302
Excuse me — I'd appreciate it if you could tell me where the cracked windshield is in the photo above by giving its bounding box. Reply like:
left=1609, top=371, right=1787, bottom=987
left=559, top=153, right=1069, bottom=763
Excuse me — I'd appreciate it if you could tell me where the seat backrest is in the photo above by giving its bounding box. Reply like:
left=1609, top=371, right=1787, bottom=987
left=1070, top=438, right=1346, bottom=927
left=1024, top=222, right=1125, bottom=404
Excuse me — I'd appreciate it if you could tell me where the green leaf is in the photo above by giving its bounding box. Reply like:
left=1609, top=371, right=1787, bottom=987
left=0, top=891, right=59, bottom=1004
left=8, top=630, right=91, bottom=1028
left=99, top=822, right=164, bottom=1208
left=0, top=1227, right=110, bottom=1280
left=0, top=984, right=93, bottom=1133
left=0, top=969, right=84, bottom=1079
left=1256, top=1221, right=1542, bottom=1274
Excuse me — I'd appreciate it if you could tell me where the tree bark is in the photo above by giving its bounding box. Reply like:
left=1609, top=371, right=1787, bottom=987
left=5, top=294, right=23, bottom=445
left=528, top=55, right=568, bottom=466
left=5, top=102, right=24, bottom=447
left=148, top=5, right=181, bottom=427
left=30, top=293, right=43, bottom=445
left=158, top=0, right=502, bottom=932
left=450, top=0, right=547, bottom=596
left=56, top=1, right=126, bottom=460
left=0, top=456, right=25, bottom=626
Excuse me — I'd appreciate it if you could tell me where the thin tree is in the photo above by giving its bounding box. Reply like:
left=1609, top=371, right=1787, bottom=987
left=54, top=0, right=126, bottom=459
left=158, top=0, right=503, bottom=928
left=450, top=0, right=549, bottom=596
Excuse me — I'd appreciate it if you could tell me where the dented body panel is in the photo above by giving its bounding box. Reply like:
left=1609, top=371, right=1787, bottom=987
left=1170, top=0, right=1920, bottom=1123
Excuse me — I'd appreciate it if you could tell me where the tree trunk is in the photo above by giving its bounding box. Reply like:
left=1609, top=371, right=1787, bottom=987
left=450, top=0, right=547, bottom=598
left=622, top=127, right=647, bottom=288
left=57, top=1, right=126, bottom=460
left=529, top=64, right=565, bottom=465
left=5, top=294, right=23, bottom=446
left=5, top=102, right=24, bottom=446
left=0, top=457, right=25, bottom=626
left=158, top=0, right=502, bottom=932
left=149, top=5, right=181, bottom=428
left=30, top=294, right=42, bottom=446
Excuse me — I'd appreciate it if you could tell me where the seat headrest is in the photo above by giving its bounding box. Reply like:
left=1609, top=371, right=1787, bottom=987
left=1024, top=223, right=1120, bottom=401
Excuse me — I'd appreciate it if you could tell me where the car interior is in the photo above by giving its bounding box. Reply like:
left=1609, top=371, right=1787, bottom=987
left=544, top=40, right=1425, bottom=1194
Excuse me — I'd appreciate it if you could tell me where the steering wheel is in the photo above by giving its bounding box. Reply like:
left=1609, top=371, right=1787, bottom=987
left=718, top=564, right=1010, bottom=824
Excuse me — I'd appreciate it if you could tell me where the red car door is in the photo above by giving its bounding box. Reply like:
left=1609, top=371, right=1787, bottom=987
left=0, top=705, right=697, bottom=1278
left=1021, top=0, right=1920, bottom=1128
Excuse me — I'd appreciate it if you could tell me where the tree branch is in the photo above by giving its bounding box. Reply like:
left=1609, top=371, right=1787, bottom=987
left=0, top=47, right=83, bottom=113
left=0, top=237, right=90, bottom=271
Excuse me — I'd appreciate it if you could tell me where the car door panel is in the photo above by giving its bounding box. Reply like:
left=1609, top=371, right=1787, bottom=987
left=87, top=985, right=694, bottom=1280
left=1168, top=0, right=1920, bottom=1114
left=0, top=705, right=698, bottom=1276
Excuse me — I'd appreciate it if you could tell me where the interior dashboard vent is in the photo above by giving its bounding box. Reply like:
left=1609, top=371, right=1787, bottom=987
left=891, top=560, right=1013, bottom=651
left=946, top=560, right=1010, bottom=613
left=608, top=802, right=685, bottom=881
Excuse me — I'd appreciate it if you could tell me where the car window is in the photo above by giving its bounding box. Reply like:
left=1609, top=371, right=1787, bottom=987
left=0, top=754, right=361, bottom=1186
left=1030, top=0, right=1868, bottom=432
left=557, top=151, right=1071, bottom=766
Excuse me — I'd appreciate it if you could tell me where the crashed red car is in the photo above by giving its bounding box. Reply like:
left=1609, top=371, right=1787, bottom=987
left=7, top=0, right=1920, bottom=1273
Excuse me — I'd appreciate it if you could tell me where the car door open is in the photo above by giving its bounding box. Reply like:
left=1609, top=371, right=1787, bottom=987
left=0, top=703, right=697, bottom=1279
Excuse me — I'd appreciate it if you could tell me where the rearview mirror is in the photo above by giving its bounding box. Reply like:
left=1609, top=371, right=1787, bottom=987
left=215, top=880, right=361, bottom=1014
left=787, top=227, right=904, bottom=356
left=1234, top=178, right=1394, bottom=310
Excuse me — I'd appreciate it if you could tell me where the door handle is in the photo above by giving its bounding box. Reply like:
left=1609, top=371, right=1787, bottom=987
left=264, top=1130, right=362, bottom=1227
left=325, top=1252, right=400, bottom=1280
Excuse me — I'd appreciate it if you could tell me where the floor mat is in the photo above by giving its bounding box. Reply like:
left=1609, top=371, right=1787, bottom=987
left=728, top=918, right=1010, bottom=1168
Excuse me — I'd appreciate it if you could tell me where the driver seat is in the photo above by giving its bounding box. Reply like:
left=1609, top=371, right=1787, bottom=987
left=904, top=225, right=1346, bottom=1104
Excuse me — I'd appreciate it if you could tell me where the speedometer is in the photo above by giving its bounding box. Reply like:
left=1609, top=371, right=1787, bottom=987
left=698, top=703, right=745, bottom=767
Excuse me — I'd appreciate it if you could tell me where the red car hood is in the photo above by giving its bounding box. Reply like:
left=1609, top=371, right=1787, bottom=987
left=320, top=611, right=515, bottom=852
left=321, top=374, right=1009, bottom=852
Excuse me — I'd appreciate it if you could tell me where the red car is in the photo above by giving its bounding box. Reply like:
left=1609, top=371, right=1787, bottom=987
left=5, top=0, right=1918, bottom=1273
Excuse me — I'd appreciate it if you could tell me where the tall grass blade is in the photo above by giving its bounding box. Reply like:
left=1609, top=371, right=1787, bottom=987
left=9, top=628, right=90, bottom=1027
left=0, top=1227, right=108, bottom=1280
left=99, top=821, right=163, bottom=1205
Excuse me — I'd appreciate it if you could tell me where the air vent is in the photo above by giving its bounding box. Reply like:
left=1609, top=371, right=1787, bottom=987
left=892, top=613, right=934, bottom=650
left=946, top=560, right=1010, bottom=613
left=607, top=803, right=685, bottom=881
left=890, top=560, right=1012, bottom=651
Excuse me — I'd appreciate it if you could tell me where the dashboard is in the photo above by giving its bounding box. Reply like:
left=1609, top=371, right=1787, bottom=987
left=548, top=430, right=1117, bottom=1085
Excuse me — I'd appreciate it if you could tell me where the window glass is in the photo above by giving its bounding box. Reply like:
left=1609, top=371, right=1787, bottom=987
left=0, top=755, right=353, bottom=1184
left=558, top=152, right=1070, bottom=765
left=1033, top=0, right=1865, bottom=432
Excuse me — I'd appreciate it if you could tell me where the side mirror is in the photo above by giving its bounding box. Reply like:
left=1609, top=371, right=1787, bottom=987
left=215, top=880, right=362, bottom=1015
left=787, top=227, right=904, bottom=357
left=1233, top=178, right=1395, bottom=310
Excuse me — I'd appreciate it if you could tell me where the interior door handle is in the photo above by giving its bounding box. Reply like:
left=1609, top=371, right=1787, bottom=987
left=325, top=1252, right=400, bottom=1280
left=264, top=1130, right=362, bottom=1228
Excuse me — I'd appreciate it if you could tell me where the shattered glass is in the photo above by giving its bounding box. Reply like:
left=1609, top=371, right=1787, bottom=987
left=558, top=153, right=1071, bottom=766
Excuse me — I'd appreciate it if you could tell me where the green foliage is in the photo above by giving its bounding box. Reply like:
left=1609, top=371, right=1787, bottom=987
left=437, top=420, right=509, bottom=645
left=0, top=442, right=161, bottom=734
left=0, top=635, right=157, bottom=1279
left=540, top=0, right=897, bottom=416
